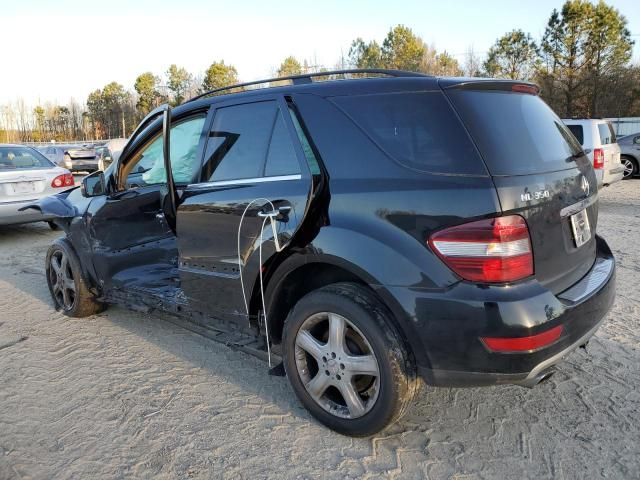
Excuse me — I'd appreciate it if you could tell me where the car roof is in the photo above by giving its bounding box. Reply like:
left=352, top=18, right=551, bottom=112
left=178, top=73, right=538, bottom=116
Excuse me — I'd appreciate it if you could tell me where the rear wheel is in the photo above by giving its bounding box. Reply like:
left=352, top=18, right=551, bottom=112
left=46, top=240, right=105, bottom=317
left=282, top=283, right=417, bottom=436
left=622, top=155, right=638, bottom=179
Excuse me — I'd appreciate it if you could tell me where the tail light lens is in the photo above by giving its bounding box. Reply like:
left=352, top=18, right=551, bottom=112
left=51, top=173, right=74, bottom=188
left=481, top=325, right=564, bottom=353
left=428, top=215, right=534, bottom=283
left=593, top=148, right=604, bottom=169
left=511, top=84, right=539, bottom=95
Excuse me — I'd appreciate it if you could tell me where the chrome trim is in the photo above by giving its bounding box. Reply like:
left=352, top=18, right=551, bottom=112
left=559, top=194, right=598, bottom=218
left=433, top=238, right=531, bottom=257
left=0, top=198, right=39, bottom=205
left=558, top=257, right=614, bottom=303
left=523, top=316, right=605, bottom=384
left=188, top=174, right=302, bottom=189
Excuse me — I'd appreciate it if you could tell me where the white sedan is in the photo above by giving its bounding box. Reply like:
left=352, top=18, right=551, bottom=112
left=0, top=144, right=75, bottom=227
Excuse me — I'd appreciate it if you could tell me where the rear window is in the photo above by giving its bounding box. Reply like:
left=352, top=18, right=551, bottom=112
left=0, top=146, right=53, bottom=169
left=448, top=90, right=584, bottom=176
left=598, top=123, right=616, bottom=145
left=330, top=92, right=486, bottom=175
left=566, top=125, right=584, bottom=145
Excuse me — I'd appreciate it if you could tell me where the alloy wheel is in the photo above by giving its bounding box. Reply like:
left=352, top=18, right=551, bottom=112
left=49, top=250, right=76, bottom=310
left=623, top=158, right=635, bottom=178
left=294, top=312, right=380, bottom=419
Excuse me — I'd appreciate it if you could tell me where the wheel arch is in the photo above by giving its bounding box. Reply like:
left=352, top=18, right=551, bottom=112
left=49, top=235, right=100, bottom=297
left=257, top=252, right=426, bottom=370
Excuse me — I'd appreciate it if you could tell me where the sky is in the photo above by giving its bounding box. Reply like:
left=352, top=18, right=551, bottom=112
left=1, top=0, right=639, bottom=105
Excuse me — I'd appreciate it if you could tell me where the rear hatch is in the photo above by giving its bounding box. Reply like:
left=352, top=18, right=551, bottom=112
left=66, top=147, right=96, bottom=159
left=444, top=80, right=598, bottom=294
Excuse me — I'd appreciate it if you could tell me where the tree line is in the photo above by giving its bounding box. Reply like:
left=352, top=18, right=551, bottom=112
left=0, top=0, right=637, bottom=143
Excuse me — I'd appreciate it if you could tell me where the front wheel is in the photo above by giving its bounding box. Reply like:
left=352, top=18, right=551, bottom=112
left=282, top=283, right=417, bottom=436
left=45, top=239, right=106, bottom=317
left=622, top=156, right=638, bottom=179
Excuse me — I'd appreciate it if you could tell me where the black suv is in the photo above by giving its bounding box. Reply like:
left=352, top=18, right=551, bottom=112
left=32, top=69, right=615, bottom=436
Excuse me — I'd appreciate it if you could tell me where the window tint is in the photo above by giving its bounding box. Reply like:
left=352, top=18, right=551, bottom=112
left=288, top=106, right=321, bottom=175
left=598, top=123, right=615, bottom=145
left=204, top=101, right=301, bottom=181
left=567, top=125, right=584, bottom=145
left=125, top=115, right=206, bottom=187
left=0, top=146, right=53, bottom=169
left=204, top=102, right=276, bottom=181
left=330, top=92, right=485, bottom=175
left=265, top=110, right=300, bottom=176
left=448, top=91, right=584, bottom=175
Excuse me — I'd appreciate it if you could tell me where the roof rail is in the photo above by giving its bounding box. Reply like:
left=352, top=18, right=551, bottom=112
left=187, top=68, right=428, bottom=103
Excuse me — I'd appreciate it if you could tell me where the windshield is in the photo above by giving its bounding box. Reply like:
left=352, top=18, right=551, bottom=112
left=447, top=90, right=586, bottom=176
left=0, top=146, right=54, bottom=170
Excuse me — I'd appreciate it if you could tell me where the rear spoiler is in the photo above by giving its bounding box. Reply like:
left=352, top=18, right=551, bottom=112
left=440, top=79, right=540, bottom=95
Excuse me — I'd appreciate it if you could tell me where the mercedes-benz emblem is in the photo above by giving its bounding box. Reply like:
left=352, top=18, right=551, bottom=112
left=581, top=175, right=590, bottom=197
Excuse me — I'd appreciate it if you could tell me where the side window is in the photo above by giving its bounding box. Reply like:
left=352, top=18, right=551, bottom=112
left=597, top=124, right=613, bottom=145
left=331, top=92, right=485, bottom=175
left=123, top=115, right=206, bottom=188
left=203, top=100, right=300, bottom=182
left=288, top=106, right=321, bottom=175
left=566, top=125, right=584, bottom=145
left=265, top=110, right=300, bottom=176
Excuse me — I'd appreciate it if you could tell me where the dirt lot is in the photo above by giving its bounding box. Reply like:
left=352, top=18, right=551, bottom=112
left=1, top=182, right=639, bottom=480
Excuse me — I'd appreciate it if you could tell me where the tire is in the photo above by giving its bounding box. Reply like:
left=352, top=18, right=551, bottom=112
left=282, top=282, right=417, bottom=436
left=45, top=239, right=106, bottom=318
left=47, top=221, right=60, bottom=231
left=622, top=155, right=638, bottom=179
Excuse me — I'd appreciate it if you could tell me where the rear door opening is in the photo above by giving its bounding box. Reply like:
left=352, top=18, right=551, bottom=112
left=445, top=82, right=598, bottom=294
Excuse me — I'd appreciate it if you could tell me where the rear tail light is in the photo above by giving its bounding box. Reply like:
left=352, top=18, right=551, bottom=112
left=428, top=215, right=534, bottom=283
left=481, top=325, right=564, bottom=353
left=593, top=148, right=605, bottom=169
left=51, top=173, right=74, bottom=188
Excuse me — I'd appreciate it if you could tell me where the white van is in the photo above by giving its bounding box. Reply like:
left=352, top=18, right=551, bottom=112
left=563, top=119, right=623, bottom=187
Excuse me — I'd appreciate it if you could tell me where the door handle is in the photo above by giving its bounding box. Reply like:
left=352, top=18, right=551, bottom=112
left=110, top=190, right=139, bottom=201
left=257, top=205, right=291, bottom=220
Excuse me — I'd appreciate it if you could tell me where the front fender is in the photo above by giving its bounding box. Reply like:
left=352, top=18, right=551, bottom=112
left=19, top=186, right=88, bottom=219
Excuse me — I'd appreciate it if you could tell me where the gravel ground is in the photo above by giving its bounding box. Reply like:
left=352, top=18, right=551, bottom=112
left=1, top=181, right=639, bottom=480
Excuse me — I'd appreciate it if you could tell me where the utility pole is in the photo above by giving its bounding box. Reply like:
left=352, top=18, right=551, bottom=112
left=121, top=110, right=126, bottom=138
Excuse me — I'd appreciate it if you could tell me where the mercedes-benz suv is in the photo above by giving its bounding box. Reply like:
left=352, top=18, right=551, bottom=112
left=29, top=70, right=615, bottom=436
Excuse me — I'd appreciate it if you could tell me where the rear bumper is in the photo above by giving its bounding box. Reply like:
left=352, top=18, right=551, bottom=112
left=387, top=235, right=616, bottom=388
left=603, top=164, right=624, bottom=186
left=0, top=199, right=55, bottom=225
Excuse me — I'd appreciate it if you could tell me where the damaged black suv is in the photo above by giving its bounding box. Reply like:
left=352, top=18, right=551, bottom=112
left=33, top=69, right=615, bottom=436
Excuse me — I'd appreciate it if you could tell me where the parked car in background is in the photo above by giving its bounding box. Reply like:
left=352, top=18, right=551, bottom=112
left=563, top=119, right=623, bottom=187
left=30, top=71, right=615, bottom=436
left=96, top=138, right=128, bottom=171
left=0, top=144, right=74, bottom=228
left=617, top=132, right=640, bottom=178
left=40, top=145, right=98, bottom=173
left=39, top=145, right=68, bottom=166
left=63, top=145, right=98, bottom=173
